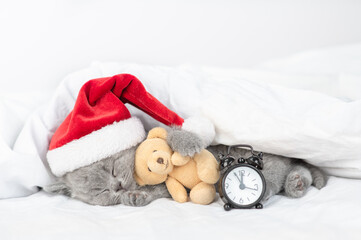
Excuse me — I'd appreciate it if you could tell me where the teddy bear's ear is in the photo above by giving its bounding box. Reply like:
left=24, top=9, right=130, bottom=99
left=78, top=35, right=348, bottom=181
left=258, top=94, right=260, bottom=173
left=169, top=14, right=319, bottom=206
left=147, top=127, right=168, bottom=140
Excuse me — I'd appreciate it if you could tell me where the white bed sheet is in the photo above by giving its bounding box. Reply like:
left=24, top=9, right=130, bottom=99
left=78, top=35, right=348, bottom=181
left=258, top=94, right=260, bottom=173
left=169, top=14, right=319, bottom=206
left=1, top=176, right=361, bottom=240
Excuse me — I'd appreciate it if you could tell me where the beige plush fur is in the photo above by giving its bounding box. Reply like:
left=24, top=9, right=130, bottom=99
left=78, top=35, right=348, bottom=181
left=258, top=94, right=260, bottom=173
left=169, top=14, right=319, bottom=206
left=134, top=127, right=220, bottom=205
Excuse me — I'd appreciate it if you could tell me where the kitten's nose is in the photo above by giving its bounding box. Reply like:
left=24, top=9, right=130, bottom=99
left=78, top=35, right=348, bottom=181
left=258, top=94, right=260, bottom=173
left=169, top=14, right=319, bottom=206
left=157, top=158, right=164, bottom=164
left=115, top=183, right=123, bottom=192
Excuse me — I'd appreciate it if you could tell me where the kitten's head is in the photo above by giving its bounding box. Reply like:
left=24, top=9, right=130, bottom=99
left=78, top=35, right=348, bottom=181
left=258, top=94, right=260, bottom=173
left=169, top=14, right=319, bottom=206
left=44, top=146, right=137, bottom=202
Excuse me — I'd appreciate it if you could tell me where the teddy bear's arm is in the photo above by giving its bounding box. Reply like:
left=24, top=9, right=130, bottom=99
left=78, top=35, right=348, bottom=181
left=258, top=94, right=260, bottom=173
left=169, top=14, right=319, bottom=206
left=193, top=149, right=220, bottom=184
left=171, top=152, right=191, bottom=166
left=165, top=177, right=188, bottom=203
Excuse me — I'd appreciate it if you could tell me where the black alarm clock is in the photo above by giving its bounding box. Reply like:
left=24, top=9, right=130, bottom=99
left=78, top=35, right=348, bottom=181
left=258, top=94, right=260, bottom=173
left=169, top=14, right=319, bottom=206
left=218, top=144, right=266, bottom=211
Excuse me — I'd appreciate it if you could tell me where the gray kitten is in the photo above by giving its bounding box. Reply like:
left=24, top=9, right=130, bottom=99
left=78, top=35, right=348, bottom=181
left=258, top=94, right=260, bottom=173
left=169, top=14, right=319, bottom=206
left=45, top=127, right=327, bottom=206
left=44, top=128, right=205, bottom=206
left=207, top=145, right=328, bottom=201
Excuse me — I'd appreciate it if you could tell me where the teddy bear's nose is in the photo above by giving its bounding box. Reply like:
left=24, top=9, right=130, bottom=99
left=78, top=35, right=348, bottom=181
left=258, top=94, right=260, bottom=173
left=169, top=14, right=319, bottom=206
left=157, top=158, right=164, bottom=164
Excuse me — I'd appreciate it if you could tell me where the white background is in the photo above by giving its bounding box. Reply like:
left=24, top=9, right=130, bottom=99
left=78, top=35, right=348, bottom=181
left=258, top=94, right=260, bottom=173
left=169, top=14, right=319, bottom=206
left=1, top=0, right=361, bottom=93
left=1, top=3, right=361, bottom=237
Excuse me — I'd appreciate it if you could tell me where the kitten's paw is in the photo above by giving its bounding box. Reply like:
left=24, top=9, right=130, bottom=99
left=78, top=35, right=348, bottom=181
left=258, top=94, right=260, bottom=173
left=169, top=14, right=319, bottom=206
left=285, top=172, right=311, bottom=198
left=167, top=129, right=204, bottom=157
left=127, top=191, right=152, bottom=207
left=313, top=176, right=327, bottom=190
left=155, top=184, right=171, bottom=198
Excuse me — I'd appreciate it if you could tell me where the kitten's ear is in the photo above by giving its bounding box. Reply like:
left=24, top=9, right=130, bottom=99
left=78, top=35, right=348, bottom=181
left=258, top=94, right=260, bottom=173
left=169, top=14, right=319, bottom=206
left=43, top=181, right=72, bottom=197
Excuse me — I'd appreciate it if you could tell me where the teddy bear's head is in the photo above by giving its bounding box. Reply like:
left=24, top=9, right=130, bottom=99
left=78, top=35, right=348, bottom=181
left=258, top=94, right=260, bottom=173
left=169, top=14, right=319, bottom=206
left=134, top=127, right=174, bottom=186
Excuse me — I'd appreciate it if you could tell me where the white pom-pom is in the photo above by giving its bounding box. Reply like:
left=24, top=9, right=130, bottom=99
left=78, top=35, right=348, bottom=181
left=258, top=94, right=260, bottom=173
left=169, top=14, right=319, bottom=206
left=182, top=117, right=215, bottom=146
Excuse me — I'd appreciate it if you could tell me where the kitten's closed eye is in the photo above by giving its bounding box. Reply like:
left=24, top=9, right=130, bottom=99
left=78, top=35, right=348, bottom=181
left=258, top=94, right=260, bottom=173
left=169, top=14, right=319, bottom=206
left=95, top=189, right=110, bottom=196
left=112, top=166, right=116, bottom=177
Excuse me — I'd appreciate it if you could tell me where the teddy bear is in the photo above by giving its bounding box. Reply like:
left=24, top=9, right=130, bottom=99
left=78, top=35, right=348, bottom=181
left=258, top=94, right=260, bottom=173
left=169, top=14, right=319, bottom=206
left=134, top=127, right=220, bottom=205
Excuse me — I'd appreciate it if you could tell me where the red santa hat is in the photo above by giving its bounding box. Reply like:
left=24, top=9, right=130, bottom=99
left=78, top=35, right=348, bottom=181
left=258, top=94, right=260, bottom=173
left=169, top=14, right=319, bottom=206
left=47, top=73, right=215, bottom=177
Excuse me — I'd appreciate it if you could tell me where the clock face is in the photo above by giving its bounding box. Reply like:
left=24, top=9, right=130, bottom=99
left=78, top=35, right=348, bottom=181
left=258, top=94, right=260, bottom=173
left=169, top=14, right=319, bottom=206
left=222, top=164, right=265, bottom=208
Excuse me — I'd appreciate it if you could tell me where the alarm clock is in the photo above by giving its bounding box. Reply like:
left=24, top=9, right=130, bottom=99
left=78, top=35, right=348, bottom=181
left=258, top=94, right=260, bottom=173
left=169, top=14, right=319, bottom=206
left=218, top=144, right=266, bottom=211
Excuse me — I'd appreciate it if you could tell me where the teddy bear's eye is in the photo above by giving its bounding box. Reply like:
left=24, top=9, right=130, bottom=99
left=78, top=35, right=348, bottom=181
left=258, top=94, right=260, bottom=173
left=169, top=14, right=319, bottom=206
left=153, top=150, right=157, bottom=153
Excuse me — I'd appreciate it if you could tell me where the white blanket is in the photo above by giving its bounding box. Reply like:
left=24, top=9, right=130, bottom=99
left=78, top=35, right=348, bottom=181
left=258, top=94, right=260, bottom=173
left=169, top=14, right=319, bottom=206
left=1, top=50, right=361, bottom=198
left=1, top=176, right=361, bottom=240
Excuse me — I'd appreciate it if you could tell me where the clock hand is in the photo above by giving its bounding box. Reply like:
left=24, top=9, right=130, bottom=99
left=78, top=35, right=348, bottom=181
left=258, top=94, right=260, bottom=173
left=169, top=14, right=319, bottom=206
left=240, top=172, right=244, bottom=184
left=245, top=186, right=257, bottom=191
left=233, top=172, right=242, bottom=184
left=234, top=172, right=246, bottom=190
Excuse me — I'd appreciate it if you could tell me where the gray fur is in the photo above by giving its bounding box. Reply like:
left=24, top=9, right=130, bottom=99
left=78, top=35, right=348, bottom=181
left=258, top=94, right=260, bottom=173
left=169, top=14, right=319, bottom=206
left=284, top=166, right=312, bottom=198
left=44, top=146, right=170, bottom=206
left=207, top=145, right=328, bottom=202
left=167, top=128, right=205, bottom=157
left=43, top=182, right=71, bottom=197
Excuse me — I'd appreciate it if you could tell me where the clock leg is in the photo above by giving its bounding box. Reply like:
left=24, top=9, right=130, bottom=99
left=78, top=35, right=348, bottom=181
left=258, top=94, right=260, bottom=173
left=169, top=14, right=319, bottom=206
left=255, top=203, right=263, bottom=209
left=224, top=203, right=232, bottom=211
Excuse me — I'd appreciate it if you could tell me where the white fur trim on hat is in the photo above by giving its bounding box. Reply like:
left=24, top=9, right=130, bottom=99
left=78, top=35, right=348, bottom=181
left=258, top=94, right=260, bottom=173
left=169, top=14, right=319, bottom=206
left=182, top=116, right=215, bottom=146
left=47, top=117, right=145, bottom=177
